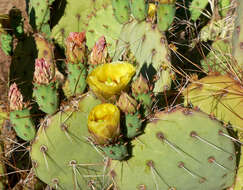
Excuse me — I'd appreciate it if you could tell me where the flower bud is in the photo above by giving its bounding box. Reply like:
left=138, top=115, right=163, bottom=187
left=117, top=92, right=137, bottom=114
left=8, top=83, right=24, bottom=111
left=34, top=58, right=52, bottom=84
left=87, top=62, right=135, bottom=99
left=90, top=36, right=109, bottom=66
left=131, top=74, right=150, bottom=95
left=88, top=104, right=120, bottom=145
left=66, top=32, right=86, bottom=64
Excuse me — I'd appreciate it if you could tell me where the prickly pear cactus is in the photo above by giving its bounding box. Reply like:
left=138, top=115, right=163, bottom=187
left=232, top=0, right=243, bottom=69
left=9, top=83, right=36, bottom=141
left=189, top=0, right=209, bottom=21
left=86, top=4, right=122, bottom=56
left=30, top=93, right=111, bottom=189
left=110, top=107, right=236, bottom=190
left=28, top=0, right=55, bottom=36
left=130, top=0, right=148, bottom=22
left=0, top=108, right=7, bottom=189
left=112, top=0, right=130, bottom=24
left=234, top=131, right=243, bottom=190
left=157, top=0, right=176, bottom=32
left=201, top=40, right=232, bottom=73
left=0, top=32, right=12, bottom=55
left=3, top=0, right=243, bottom=189
left=113, top=19, right=173, bottom=93
left=184, top=75, right=243, bottom=130
left=51, top=0, right=110, bottom=47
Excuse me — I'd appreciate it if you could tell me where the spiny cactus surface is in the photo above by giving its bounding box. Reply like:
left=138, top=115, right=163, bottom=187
left=110, top=107, right=237, bottom=190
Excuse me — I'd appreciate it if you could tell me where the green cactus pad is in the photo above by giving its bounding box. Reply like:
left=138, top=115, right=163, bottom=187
left=101, top=143, right=128, bottom=160
left=200, top=19, right=233, bottom=42
left=157, top=3, right=175, bottom=32
left=51, top=0, right=110, bottom=47
left=189, top=0, right=209, bottom=21
left=10, top=109, right=36, bottom=141
left=29, top=0, right=55, bottom=36
left=232, top=0, right=243, bottom=68
left=184, top=75, right=243, bottom=130
left=137, top=93, right=152, bottom=108
left=234, top=131, right=243, bottom=190
left=0, top=33, right=12, bottom=55
left=33, top=83, right=59, bottom=115
left=86, top=4, right=122, bottom=57
left=35, top=34, right=55, bottom=77
left=0, top=110, right=7, bottom=188
left=201, top=40, right=232, bottom=74
left=66, top=62, right=87, bottom=96
left=130, top=0, right=148, bottom=22
left=219, top=0, right=231, bottom=17
left=30, top=93, right=113, bottom=189
left=125, top=112, right=142, bottom=138
left=112, top=0, right=130, bottom=24
left=110, top=107, right=236, bottom=189
left=113, top=19, right=172, bottom=93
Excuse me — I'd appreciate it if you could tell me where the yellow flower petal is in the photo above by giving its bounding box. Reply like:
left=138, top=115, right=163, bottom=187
left=88, top=103, right=120, bottom=145
left=87, top=62, right=135, bottom=99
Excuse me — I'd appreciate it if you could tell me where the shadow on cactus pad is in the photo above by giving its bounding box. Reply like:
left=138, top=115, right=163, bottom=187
left=10, top=35, right=37, bottom=100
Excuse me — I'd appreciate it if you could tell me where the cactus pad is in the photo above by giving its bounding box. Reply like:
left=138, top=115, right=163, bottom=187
left=33, top=83, right=59, bottom=115
left=51, top=0, right=110, bottom=47
left=30, top=93, right=112, bottom=189
left=189, top=0, right=209, bottom=21
left=130, top=0, right=148, bottom=22
left=232, top=0, right=243, bottom=69
left=66, top=63, right=87, bottom=96
left=28, top=0, right=55, bottom=36
left=184, top=75, right=243, bottom=130
left=113, top=19, right=172, bottom=93
left=157, top=3, right=176, bottom=32
left=201, top=40, right=232, bottom=74
left=86, top=5, right=122, bottom=56
left=0, top=33, right=12, bottom=55
left=10, top=109, right=36, bottom=141
left=112, top=0, right=130, bottom=24
left=110, top=107, right=236, bottom=189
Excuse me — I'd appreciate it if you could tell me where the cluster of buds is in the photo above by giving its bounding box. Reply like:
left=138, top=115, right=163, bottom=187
left=33, top=58, right=53, bottom=85
left=66, top=32, right=86, bottom=64
left=90, top=36, right=109, bottom=66
left=8, top=83, right=25, bottom=111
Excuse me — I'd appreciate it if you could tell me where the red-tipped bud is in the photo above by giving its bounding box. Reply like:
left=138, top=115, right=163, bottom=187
left=66, top=32, right=86, bottom=64
left=132, top=74, right=150, bottom=95
left=34, top=58, right=52, bottom=84
left=90, top=36, right=108, bottom=65
left=8, top=83, right=24, bottom=111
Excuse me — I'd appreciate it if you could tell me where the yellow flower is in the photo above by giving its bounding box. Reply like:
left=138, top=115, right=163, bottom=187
left=87, top=62, right=135, bottom=99
left=88, top=104, right=120, bottom=145
left=148, top=3, right=156, bottom=21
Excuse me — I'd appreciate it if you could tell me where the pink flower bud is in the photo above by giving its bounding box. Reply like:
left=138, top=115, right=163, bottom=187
left=66, top=32, right=86, bottom=63
left=8, top=83, right=24, bottom=110
left=34, top=58, right=52, bottom=84
left=90, top=36, right=108, bottom=65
